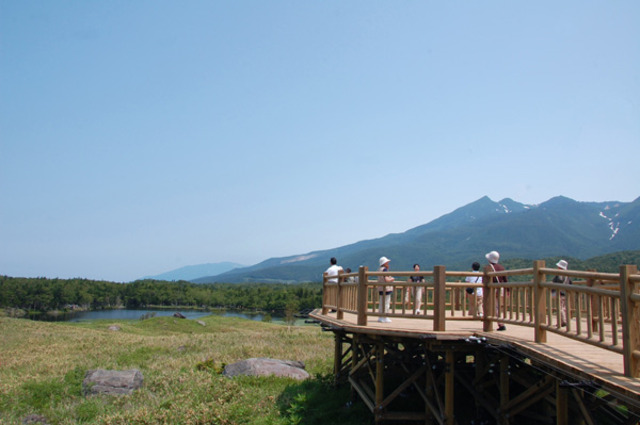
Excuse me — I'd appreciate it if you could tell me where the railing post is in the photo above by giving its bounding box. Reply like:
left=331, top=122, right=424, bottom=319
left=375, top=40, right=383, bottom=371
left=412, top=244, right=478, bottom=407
left=336, top=271, right=344, bottom=320
left=533, top=260, right=547, bottom=343
left=322, top=272, right=329, bottom=315
left=620, top=264, right=639, bottom=378
left=483, top=265, right=493, bottom=332
left=357, top=266, right=368, bottom=326
left=587, top=270, right=598, bottom=336
left=433, top=265, right=446, bottom=331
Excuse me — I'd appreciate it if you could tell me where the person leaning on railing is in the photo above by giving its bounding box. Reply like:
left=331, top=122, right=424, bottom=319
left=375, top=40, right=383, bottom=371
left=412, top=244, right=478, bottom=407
left=405, top=263, right=425, bottom=314
left=486, top=250, right=508, bottom=331
left=345, top=268, right=355, bottom=283
left=325, top=257, right=343, bottom=284
left=377, top=256, right=394, bottom=323
left=552, top=259, right=572, bottom=327
left=465, top=262, right=483, bottom=317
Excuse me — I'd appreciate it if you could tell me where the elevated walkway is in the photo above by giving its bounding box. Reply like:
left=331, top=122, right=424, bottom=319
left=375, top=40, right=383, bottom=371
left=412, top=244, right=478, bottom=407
left=314, top=262, right=640, bottom=424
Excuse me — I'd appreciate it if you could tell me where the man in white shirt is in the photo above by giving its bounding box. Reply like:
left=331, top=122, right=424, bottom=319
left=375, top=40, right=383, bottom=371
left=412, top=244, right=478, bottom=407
left=325, top=257, right=343, bottom=283
left=465, top=262, right=483, bottom=317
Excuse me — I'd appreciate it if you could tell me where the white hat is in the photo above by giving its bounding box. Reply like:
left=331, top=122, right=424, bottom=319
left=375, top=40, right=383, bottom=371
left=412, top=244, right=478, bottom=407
left=379, top=256, right=391, bottom=267
left=556, top=260, right=568, bottom=270
left=485, top=251, right=500, bottom=263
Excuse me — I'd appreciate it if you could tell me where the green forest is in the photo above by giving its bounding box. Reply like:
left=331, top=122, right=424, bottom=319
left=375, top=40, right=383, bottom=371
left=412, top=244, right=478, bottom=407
left=1, top=251, right=637, bottom=314
left=0, top=277, right=322, bottom=314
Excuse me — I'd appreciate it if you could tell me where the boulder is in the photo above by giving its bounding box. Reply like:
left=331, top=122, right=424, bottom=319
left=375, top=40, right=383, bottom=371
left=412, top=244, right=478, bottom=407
left=82, top=369, right=143, bottom=396
left=173, top=312, right=186, bottom=319
left=107, top=325, right=121, bottom=332
left=196, top=320, right=206, bottom=326
left=22, top=414, right=49, bottom=424
left=223, top=358, right=309, bottom=380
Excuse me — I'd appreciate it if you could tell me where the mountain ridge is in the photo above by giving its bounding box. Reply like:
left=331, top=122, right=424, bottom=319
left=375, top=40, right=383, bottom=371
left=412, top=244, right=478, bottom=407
left=181, top=195, right=640, bottom=283
left=143, top=262, right=244, bottom=282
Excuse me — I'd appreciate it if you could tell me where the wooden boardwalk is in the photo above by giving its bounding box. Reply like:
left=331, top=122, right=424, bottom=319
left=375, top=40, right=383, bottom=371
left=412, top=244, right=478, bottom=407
left=311, top=310, right=640, bottom=408
left=316, top=261, right=640, bottom=424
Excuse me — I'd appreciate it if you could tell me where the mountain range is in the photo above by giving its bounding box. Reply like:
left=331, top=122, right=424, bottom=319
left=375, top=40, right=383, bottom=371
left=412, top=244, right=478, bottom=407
left=154, top=195, right=640, bottom=283
left=144, top=262, right=244, bottom=281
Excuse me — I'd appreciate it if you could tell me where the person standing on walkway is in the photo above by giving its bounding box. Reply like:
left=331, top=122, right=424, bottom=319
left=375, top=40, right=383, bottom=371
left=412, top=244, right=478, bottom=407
left=405, top=264, right=425, bottom=314
left=465, top=262, right=483, bottom=317
left=552, top=259, right=572, bottom=327
left=486, top=250, right=507, bottom=331
left=324, top=257, right=343, bottom=284
left=344, top=268, right=355, bottom=283
left=377, top=256, right=395, bottom=323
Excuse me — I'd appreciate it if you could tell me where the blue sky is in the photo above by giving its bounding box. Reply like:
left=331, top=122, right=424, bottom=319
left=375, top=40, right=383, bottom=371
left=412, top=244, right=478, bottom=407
left=1, top=1, right=638, bottom=282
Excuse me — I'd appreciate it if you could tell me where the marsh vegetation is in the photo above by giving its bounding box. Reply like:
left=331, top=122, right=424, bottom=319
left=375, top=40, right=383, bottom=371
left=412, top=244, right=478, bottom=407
left=0, top=313, right=369, bottom=425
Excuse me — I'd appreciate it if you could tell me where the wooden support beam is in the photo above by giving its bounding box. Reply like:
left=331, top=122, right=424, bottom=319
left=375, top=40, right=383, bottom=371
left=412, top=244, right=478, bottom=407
left=571, top=388, right=595, bottom=425
left=433, top=265, right=446, bottom=331
left=533, top=260, right=547, bottom=343
left=381, top=365, right=428, bottom=410
left=501, top=375, right=555, bottom=418
left=500, top=355, right=510, bottom=407
left=498, top=355, right=511, bottom=425
left=556, top=381, right=568, bottom=425
left=475, top=351, right=483, bottom=413
left=349, top=376, right=375, bottom=412
left=454, top=368, right=499, bottom=421
left=357, top=266, right=368, bottom=325
left=374, top=341, right=385, bottom=423
left=425, top=354, right=445, bottom=425
left=445, top=349, right=455, bottom=424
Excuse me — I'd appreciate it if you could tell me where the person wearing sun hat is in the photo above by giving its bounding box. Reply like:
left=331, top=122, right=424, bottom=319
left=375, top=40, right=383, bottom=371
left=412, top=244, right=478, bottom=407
left=486, top=250, right=508, bottom=331
left=552, top=259, right=572, bottom=327
left=377, top=256, right=395, bottom=323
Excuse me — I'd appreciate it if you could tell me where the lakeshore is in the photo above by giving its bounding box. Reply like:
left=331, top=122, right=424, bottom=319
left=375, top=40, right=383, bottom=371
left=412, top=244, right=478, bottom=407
left=3, top=307, right=313, bottom=326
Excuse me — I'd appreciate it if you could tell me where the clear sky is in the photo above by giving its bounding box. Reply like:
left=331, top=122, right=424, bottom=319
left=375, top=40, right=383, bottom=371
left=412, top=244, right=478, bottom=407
left=1, top=1, right=638, bottom=282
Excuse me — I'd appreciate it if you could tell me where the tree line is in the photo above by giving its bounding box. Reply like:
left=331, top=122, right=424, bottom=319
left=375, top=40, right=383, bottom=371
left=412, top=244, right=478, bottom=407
left=0, top=276, right=323, bottom=313
left=3, top=251, right=637, bottom=313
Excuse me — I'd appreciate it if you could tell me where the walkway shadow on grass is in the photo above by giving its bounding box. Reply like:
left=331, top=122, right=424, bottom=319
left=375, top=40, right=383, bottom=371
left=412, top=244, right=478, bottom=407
left=277, top=374, right=371, bottom=425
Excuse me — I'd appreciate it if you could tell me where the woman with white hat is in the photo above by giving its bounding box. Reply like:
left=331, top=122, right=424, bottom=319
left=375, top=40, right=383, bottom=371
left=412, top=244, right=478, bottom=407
left=377, top=256, right=394, bottom=323
left=552, top=259, right=572, bottom=327
left=486, top=250, right=508, bottom=331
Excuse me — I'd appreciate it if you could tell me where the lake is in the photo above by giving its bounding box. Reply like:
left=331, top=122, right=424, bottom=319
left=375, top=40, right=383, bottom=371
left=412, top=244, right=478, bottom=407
left=28, top=308, right=313, bottom=326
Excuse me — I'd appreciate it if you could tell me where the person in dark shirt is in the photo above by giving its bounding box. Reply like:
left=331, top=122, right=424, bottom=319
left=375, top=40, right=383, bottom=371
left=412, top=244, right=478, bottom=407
left=405, top=264, right=425, bottom=314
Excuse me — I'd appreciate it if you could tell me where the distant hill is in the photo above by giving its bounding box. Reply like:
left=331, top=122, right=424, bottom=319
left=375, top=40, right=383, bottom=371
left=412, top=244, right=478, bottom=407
left=142, top=262, right=244, bottom=282
left=192, top=195, right=640, bottom=283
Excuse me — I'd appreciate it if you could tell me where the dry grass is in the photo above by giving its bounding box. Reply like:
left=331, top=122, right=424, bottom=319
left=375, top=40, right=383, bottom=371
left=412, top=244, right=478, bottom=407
left=0, top=315, right=368, bottom=425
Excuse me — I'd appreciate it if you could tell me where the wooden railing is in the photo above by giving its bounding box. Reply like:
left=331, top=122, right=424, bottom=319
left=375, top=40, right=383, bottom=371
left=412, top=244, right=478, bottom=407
left=321, top=261, right=640, bottom=378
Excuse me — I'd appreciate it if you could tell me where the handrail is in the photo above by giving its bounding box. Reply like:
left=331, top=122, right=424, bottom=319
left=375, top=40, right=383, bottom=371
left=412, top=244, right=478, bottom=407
left=321, top=261, right=640, bottom=378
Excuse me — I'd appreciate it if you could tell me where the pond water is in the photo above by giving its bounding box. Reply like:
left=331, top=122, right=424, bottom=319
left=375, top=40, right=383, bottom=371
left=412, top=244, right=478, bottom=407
left=28, top=309, right=312, bottom=326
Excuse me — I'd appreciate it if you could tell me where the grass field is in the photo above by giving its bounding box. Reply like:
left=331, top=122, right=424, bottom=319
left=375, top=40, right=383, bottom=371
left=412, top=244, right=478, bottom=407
left=0, top=313, right=370, bottom=425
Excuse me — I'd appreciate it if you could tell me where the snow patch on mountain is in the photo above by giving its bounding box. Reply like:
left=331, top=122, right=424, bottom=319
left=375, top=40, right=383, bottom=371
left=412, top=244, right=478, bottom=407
left=599, top=210, right=620, bottom=240
left=281, top=254, right=318, bottom=264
